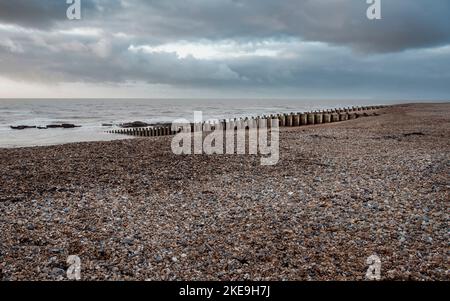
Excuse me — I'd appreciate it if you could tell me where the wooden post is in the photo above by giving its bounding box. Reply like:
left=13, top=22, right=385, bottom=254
left=323, top=114, right=331, bottom=123
left=286, top=114, right=293, bottom=127
left=300, top=113, right=307, bottom=125
left=279, top=114, right=286, bottom=126
left=331, top=113, right=339, bottom=122
left=293, top=113, right=300, bottom=126
left=266, top=114, right=274, bottom=129
left=315, top=113, right=323, bottom=124
left=307, top=113, right=315, bottom=125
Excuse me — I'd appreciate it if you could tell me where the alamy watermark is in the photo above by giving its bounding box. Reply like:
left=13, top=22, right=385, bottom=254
left=367, top=0, right=382, bottom=20
left=62, top=251, right=380, bottom=280
left=66, top=255, right=81, bottom=280
left=365, top=254, right=381, bottom=280
left=66, top=1, right=381, bottom=21
left=66, top=0, right=81, bottom=20
left=171, top=112, right=279, bottom=166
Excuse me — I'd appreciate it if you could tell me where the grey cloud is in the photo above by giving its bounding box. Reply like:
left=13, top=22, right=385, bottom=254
left=0, top=0, right=450, bottom=99
left=0, top=0, right=108, bottom=29
left=88, top=0, right=450, bottom=53
left=3, top=1, right=449, bottom=52
left=0, top=0, right=70, bottom=28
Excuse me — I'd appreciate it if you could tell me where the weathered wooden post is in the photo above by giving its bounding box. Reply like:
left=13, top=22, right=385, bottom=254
left=315, top=113, right=323, bottom=124
left=323, top=113, right=331, bottom=123
left=267, top=116, right=272, bottom=129
left=286, top=114, right=293, bottom=127
left=293, top=113, right=300, bottom=126
left=234, top=119, right=240, bottom=131
left=279, top=114, right=285, bottom=127
left=307, top=113, right=315, bottom=125
left=250, top=117, right=257, bottom=130
left=331, top=113, right=339, bottom=122
left=300, top=113, right=307, bottom=125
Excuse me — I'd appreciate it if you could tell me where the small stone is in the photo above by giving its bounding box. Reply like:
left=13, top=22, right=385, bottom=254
left=123, top=238, right=134, bottom=246
left=51, top=268, right=66, bottom=277
left=154, top=255, right=163, bottom=262
left=50, top=248, right=63, bottom=254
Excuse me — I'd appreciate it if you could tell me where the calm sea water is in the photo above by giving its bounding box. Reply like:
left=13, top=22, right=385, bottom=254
left=0, top=98, right=391, bottom=148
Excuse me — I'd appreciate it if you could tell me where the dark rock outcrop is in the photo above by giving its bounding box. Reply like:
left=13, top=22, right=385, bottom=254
left=10, top=126, right=36, bottom=130
left=120, top=121, right=150, bottom=128
left=11, top=124, right=81, bottom=130
left=46, top=124, right=81, bottom=129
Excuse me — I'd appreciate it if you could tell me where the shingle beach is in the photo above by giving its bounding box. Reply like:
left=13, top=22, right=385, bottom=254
left=0, top=103, right=448, bottom=280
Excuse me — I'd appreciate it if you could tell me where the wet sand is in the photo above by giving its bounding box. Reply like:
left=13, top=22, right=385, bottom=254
left=0, top=103, right=449, bottom=280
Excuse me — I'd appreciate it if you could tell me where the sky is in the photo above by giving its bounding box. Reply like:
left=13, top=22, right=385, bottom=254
left=0, top=0, right=449, bottom=99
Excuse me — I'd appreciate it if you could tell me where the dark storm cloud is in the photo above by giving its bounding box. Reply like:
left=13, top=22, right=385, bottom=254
left=0, top=0, right=449, bottom=99
left=90, top=0, right=450, bottom=52
left=2, top=0, right=449, bottom=52
left=0, top=0, right=100, bottom=28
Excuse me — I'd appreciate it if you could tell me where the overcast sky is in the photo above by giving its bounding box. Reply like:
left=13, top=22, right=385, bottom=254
left=0, top=0, right=449, bottom=99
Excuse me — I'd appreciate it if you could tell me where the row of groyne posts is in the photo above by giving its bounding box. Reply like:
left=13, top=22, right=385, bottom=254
left=107, top=105, right=386, bottom=137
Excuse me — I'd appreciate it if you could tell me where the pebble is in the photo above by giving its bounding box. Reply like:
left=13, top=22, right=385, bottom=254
left=0, top=104, right=448, bottom=281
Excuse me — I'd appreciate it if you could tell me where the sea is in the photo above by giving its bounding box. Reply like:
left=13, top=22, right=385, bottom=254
left=0, top=98, right=396, bottom=148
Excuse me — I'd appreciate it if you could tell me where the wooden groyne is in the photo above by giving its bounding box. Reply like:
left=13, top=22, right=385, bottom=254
left=107, top=105, right=386, bottom=137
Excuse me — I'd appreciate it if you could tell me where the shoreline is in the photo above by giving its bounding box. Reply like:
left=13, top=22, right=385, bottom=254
left=1, top=102, right=447, bottom=150
left=0, top=103, right=449, bottom=280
